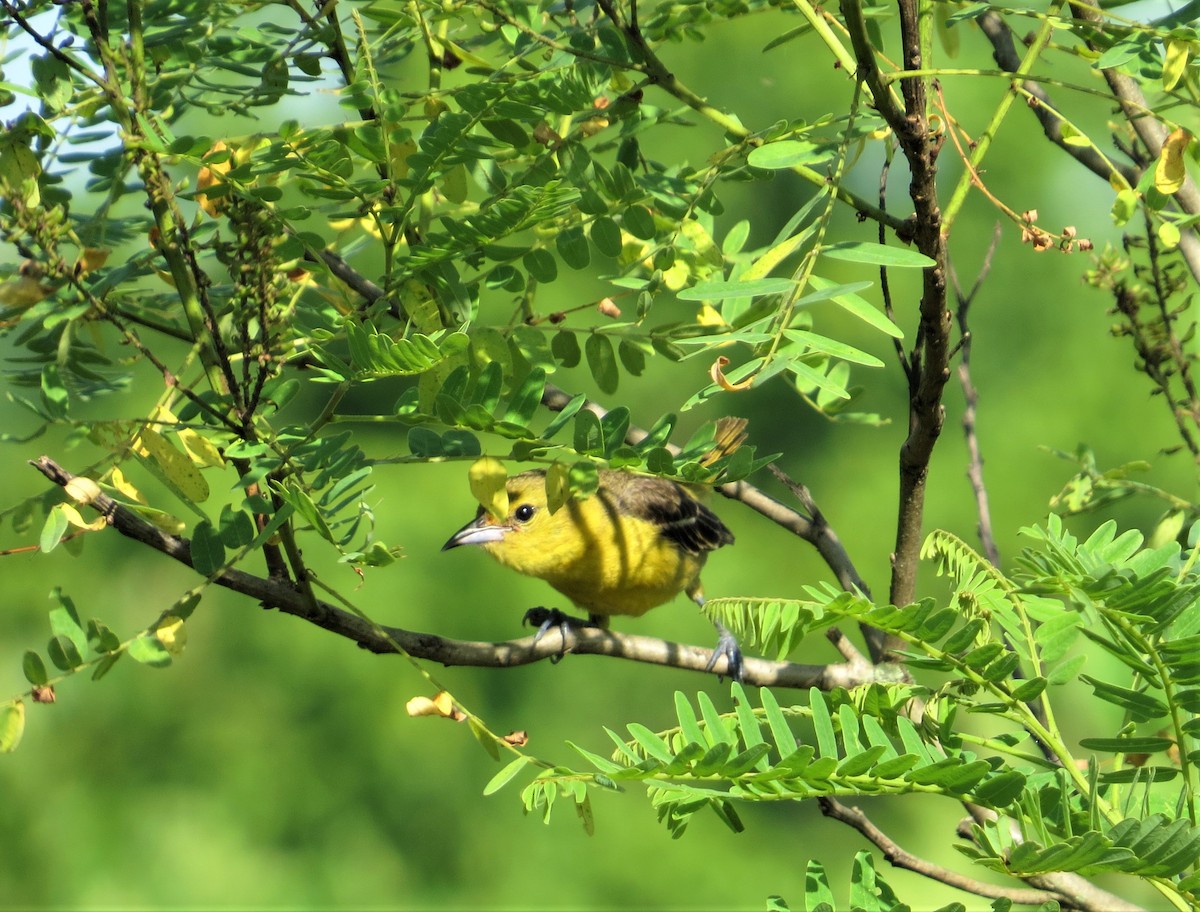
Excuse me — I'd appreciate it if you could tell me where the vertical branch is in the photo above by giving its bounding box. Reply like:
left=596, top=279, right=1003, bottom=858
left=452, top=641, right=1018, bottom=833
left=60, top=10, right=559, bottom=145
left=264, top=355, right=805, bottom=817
left=840, top=0, right=953, bottom=647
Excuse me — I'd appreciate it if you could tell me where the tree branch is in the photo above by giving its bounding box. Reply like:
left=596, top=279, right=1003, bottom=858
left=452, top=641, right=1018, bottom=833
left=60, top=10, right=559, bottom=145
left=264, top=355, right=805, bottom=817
left=29, top=455, right=887, bottom=690
left=818, top=797, right=1141, bottom=911
left=839, top=0, right=953, bottom=646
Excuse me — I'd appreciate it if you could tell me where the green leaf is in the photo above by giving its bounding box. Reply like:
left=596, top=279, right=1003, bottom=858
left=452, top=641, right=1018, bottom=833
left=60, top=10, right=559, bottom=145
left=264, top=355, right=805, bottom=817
left=48, top=588, right=87, bottom=655
left=618, top=338, right=648, bottom=377
left=803, top=859, right=835, bottom=910
left=627, top=723, right=674, bottom=764
left=590, top=216, right=623, bottom=257
left=523, top=248, right=558, bottom=283
left=677, top=278, right=796, bottom=301
left=573, top=409, right=604, bottom=456
left=407, top=426, right=445, bottom=457
left=809, top=688, right=838, bottom=759
left=22, top=651, right=48, bottom=686
left=190, top=519, right=227, bottom=576
left=483, top=757, right=530, bottom=796
left=47, top=634, right=83, bottom=670
left=556, top=225, right=591, bottom=270
left=39, top=503, right=69, bottom=553
left=1080, top=675, right=1169, bottom=721
left=622, top=205, right=656, bottom=240
left=501, top=366, right=546, bottom=427
left=218, top=505, right=257, bottom=548
left=1078, top=736, right=1175, bottom=753
left=808, top=275, right=903, bottom=338
left=821, top=241, right=935, bottom=268
left=551, top=331, right=581, bottom=368
left=760, top=687, right=797, bottom=756
left=782, top=329, right=884, bottom=367
left=585, top=334, right=618, bottom=394
left=600, top=406, right=630, bottom=456
left=747, top=140, right=832, bottom=169
left=127, top=632, right=172, bottom=667
left=91, top=653, right=121, bottom=681
left=542, top=393, right=586, bottom=440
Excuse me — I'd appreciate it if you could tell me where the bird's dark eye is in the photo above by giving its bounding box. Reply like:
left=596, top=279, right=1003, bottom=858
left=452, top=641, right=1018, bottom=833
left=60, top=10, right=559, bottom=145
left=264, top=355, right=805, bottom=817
left=514, top=504, right=536, bottom=523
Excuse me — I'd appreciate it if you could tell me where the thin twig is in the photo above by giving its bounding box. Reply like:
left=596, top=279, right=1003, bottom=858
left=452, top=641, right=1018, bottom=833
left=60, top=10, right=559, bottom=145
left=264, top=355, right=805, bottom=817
left=950, top=224, right=1002, bottom=568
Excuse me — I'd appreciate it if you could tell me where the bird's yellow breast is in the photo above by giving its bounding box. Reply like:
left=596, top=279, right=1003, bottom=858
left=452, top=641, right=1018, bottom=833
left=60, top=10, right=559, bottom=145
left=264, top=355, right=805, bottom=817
left=482, top=488, right=706, bottom=618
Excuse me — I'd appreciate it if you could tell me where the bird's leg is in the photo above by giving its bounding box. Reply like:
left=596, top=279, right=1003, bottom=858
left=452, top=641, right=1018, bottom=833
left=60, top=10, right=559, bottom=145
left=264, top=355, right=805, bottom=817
left=705, top=620, right=744, bottom=683
left=694, top=594, right=744, bottom=682
left=522, top=607, right=600, bottom=663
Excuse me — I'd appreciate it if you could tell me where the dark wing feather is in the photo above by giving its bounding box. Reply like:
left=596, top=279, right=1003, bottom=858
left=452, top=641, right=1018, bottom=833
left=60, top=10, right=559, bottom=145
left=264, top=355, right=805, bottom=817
left=603, top=472, right=733, bottom=555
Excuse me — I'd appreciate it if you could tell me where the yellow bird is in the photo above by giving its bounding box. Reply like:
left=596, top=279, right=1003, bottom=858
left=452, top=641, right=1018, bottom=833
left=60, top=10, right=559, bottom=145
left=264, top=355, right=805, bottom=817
left=442, top=469, right=741, bottom=679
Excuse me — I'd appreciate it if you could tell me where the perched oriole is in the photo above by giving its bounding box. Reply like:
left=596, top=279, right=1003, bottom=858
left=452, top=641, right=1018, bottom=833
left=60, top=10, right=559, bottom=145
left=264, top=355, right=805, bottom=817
left=442, top=469, right=742, bottom=679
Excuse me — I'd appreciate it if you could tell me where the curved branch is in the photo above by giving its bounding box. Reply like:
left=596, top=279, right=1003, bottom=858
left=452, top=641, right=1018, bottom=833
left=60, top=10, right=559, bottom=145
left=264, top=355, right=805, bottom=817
left=818, top=798, right=1142, bottom=912
left=29, top=456, right=886, bottom=691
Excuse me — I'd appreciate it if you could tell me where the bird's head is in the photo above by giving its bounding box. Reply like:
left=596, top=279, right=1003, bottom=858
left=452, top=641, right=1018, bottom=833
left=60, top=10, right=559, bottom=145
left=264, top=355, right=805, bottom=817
left=442, top=471, right=555, bottom=556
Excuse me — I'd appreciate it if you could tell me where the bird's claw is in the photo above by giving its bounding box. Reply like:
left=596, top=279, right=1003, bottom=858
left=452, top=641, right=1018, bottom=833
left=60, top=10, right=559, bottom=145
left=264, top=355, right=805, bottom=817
left=705, top=622, right=744, bottom=683
left=522, top=607, right=591, bottom=663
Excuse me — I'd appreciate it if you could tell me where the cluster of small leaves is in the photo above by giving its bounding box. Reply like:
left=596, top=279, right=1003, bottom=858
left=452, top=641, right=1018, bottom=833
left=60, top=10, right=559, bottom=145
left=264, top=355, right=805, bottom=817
left=392, top=357, right=776, bottom=483
left=2, top=587, right=199, bottom=753
left=490, top=684, right=1028, bottom=838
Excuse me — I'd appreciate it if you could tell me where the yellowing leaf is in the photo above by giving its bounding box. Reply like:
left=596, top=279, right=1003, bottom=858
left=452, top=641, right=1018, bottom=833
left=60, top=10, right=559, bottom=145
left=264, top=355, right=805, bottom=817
left=390, top=138, right=417, bottom=180
left=1155, top=128, right=1192, bottom=195
left=196, top=140, right=232, bottom=217
left=1163, top=39, right=1193, bottom=92
left=131, top=505, right=187, bottom=535
left=743, top=231, right=810, bottom=282
left=1111, top=188, right=1139, bottom=226
left=468, top=457, right=509, bottom=521
left=406, top=691, right=466, bottom=720
left=662, top=261, right=691, bottom=291
left=545, top=462, right=570, bottom=514
left=0, top=276, right=50, bottom=309
left=442, top=163, right=469, bottom=204
left=680, top=218, right=722, bottom=266
left=0, top=141, right=41, bottom=208
left=108, top=466, right=147, bottom=504
left=1158, top=220, right=1182, bottom=250
left=74, top=247, right=110, bottom=275
left=133, top=427, right=210, bottom=503
left=59, top=503, right=106, bottom=532
left=0, top=701, right=25, bottom=753
left=154, top=617, right=188, bottom=656
left=177, top=426, right=226, bottom=469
